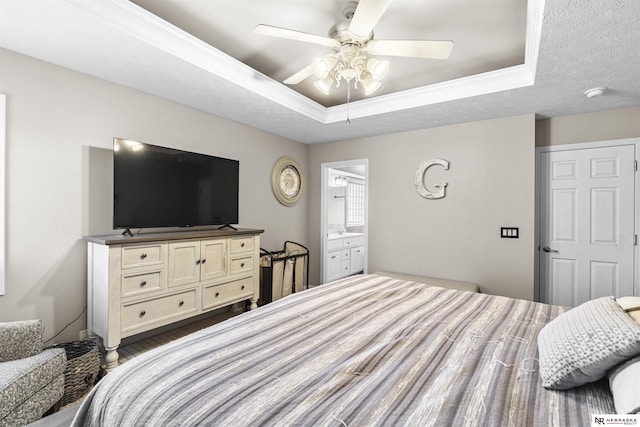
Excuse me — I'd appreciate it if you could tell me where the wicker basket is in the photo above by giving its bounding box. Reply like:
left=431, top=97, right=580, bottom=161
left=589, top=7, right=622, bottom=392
left=52, top=340, right=101, bottom=406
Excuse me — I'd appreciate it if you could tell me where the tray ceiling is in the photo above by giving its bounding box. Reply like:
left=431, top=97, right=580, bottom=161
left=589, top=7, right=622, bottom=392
left=131, top=0, right=527, bottom=108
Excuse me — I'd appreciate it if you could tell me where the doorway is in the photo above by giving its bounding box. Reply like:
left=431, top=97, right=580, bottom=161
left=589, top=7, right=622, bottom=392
left=536, top=138, right=640, bottom=306
left=320, top=160, right=368, bottom=284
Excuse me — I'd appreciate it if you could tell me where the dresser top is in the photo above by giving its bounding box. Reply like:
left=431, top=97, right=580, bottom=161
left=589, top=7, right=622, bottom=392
left=84, top=227, right=264, bottom=245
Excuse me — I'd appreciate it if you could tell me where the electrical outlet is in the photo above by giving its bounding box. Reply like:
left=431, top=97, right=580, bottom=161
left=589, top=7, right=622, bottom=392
left=79, top=329, right=89, bottom=340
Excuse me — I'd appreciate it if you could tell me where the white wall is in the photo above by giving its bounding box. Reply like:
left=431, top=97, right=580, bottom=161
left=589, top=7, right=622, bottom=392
left=0, top=49, right=309, bottom=343
left=309, top=115, right=536, bottom=300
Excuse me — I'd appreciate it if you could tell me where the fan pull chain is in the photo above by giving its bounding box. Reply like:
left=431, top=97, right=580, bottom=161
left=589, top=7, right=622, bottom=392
left=346, top=84, right=351, bottom=124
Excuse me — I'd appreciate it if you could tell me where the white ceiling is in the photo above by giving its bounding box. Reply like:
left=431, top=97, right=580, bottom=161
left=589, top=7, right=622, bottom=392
left=0, top=0, right=639, bottom=144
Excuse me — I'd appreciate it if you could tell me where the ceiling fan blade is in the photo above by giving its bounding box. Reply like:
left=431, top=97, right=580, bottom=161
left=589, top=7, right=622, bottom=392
left=348, top=0, right=394, bottom=40
left=254, top=24, right=340, bottom=48
left=283, top=65, right=314, bottom=85
left=365, top=39, right=454, bottom=59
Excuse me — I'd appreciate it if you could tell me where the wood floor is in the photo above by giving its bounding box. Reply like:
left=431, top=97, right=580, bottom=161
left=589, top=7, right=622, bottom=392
left=118, top=310, right=240, bottom=364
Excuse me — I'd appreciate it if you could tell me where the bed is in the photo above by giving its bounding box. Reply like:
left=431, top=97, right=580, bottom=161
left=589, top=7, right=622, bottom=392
left=70, top=274, right=640, bottom=426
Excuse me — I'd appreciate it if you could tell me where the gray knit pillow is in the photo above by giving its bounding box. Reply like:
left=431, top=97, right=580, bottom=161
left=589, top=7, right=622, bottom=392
left=538, top=296, right=640, bottom=390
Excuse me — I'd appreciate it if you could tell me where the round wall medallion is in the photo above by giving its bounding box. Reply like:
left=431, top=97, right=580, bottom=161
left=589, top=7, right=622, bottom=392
left=272, top=157, right=305, bottom=206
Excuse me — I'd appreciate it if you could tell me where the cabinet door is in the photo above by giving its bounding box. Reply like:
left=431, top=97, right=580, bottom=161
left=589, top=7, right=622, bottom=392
left=168, top=241, right=200, bottom=287
left=326, top=252, right=342, bottom=283
left=341, top=260, right=351, bottom=277
left=350, top=246, right=365, bottom=274
left=201, top=239, right=227, bottom=281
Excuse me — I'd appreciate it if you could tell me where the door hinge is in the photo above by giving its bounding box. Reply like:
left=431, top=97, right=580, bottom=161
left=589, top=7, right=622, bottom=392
left=635, top=160, right=638, bottom=172
left=635, top=235, right=638, bottom=246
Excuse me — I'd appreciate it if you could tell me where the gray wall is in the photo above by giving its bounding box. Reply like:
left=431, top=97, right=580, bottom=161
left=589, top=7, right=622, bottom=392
left=0, top=49, right=309, bottom=343
left=536, top=106, right=640, bottom=147
left=309, top=115, right=536, bottom=300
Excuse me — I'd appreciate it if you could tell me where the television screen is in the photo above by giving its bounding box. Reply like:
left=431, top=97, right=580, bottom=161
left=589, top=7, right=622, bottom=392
left=113, top=138, right=239, bottom=230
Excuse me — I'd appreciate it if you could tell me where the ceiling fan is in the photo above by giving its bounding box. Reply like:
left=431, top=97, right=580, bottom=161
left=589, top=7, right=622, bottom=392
left=254, top=0, right=454, bottom=97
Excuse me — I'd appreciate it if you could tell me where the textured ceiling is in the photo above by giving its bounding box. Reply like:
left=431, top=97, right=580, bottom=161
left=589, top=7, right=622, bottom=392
left=0, top=0, right=639, bottom=144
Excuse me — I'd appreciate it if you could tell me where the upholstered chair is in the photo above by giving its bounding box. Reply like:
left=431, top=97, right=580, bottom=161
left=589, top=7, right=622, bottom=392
left=0, top=320, right=67, bottom=426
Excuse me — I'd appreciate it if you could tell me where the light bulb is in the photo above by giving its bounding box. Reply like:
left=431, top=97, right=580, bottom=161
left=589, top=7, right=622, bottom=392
left=360, top=75, right=382, bottom=95
left=314, top=77, right=334, bottom=95
left=312, top=55, right=337, bottom=79
left=366, top=58, right=389, bottom=81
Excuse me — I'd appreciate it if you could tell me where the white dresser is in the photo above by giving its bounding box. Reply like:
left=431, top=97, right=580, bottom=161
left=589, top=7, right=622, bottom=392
left=85, top=228, right=263, bottom=371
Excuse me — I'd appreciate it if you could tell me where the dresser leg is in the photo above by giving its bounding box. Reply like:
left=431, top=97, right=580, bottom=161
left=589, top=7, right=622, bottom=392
left=104, top=345, right=120, bottom=372
left=249, top=297, right=258, bottom=310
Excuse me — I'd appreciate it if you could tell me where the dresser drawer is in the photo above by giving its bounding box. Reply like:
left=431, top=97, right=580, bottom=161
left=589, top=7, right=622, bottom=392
left=230, top=255, right=253, bottom=274
left=122, top=270, right=163, bottom=297
left=121, top=290, right=197, bottom=333
left=230, top=237, right=254, bottom=254
left=121, top=244, right=165, bottom=269
left=202, top=277, right=253, bottom=310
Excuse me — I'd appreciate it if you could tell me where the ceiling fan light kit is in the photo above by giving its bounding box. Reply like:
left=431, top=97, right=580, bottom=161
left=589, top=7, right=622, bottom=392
left=254, top=0, right=453, bottom=100
left=309, top=44, right=390, bottom=96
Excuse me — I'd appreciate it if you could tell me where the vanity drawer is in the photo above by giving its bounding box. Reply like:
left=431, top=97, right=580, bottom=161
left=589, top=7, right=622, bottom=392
left=121, top=244, right=164, bottom=269
left=341, top=249, right=351, bottom=260
left=121, top=270, right=163, bottom=297
left=343, top=236, right=364, bottom=248
left=327, top=239, right=343, bottom=251
left=121, top=290, right=196, bottom=333
left=202, top=277, right=253, bottom=310
left=230, top=237, right=254, bottom=254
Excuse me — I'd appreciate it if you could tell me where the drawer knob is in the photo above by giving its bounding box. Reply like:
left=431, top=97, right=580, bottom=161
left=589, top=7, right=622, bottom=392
left=241, top=285, right=245, bottom=290
left=139, top=281, right=147, bottom=288
left=140, top=253, right=147, bottom=260
left=241, top=242, right=245, bottom=247
left=139, top=310, right=146, bottom=317
left=240, top=262, right=245, bottom=268
left=215, top=292, right=220, bottom=297
left=178, top=301, right=184, bottom=307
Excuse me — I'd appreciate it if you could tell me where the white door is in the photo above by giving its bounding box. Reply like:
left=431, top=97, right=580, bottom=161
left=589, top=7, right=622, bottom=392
left=539, top=145, right=636, bottom=306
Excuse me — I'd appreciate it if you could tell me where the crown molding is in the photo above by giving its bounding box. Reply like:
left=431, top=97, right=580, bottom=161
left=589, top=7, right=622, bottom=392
left=67, top=0, right=327, bottom=122
left=324, top=64, right=535, bottom=123
left=67, top=0, right=544, bottom=125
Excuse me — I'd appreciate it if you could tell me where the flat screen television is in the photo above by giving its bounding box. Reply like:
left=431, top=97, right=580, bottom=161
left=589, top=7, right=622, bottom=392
left=113, top=138, right=239, bottom=232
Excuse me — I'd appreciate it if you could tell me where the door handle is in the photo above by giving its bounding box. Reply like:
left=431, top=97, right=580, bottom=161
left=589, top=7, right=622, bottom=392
left=542, top=246, right=559, bottom=253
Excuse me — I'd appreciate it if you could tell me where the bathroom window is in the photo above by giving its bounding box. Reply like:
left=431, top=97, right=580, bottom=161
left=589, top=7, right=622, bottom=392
left=346, top=179, right=365, bottom=227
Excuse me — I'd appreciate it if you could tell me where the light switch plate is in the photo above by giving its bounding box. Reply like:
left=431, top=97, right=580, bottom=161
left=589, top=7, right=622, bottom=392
left=501, top=227, right=519, bottom=238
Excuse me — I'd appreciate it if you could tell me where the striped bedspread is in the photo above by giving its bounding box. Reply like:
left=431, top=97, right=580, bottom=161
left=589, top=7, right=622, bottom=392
left=72, top=274, right=614, bottom=426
